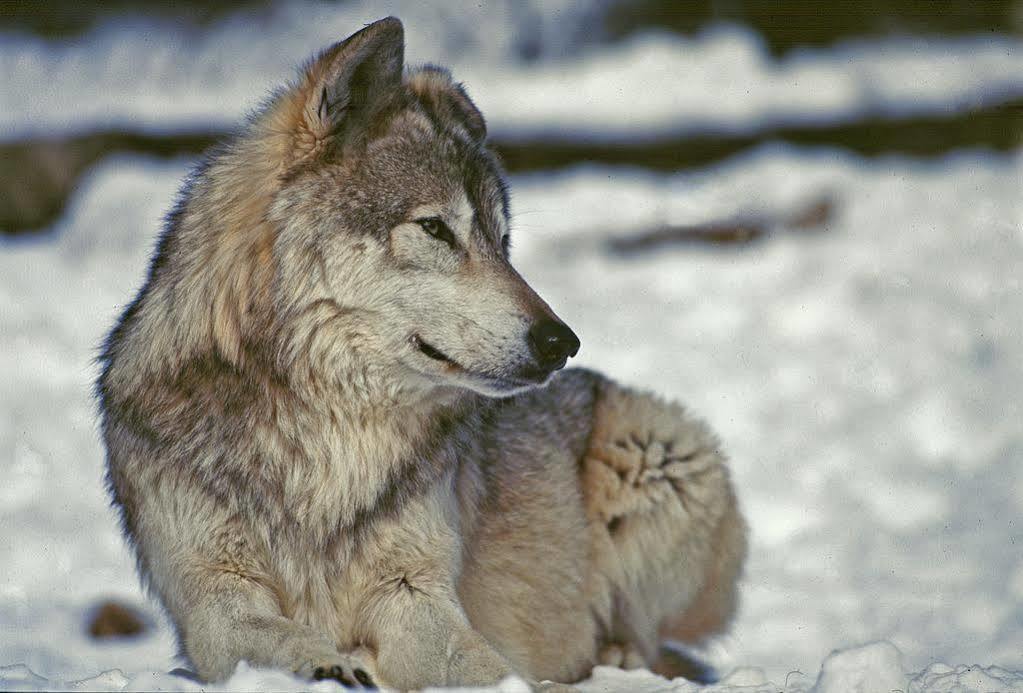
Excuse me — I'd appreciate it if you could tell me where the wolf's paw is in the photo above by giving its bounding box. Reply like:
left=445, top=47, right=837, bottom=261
left=583, top=384, right=728, bottom=531
left=586, top=428, right=722, bottom=524
left=297, top=650, right=376, bottom=688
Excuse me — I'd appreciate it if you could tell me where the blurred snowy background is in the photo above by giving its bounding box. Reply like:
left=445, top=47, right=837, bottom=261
left=1, top=1, right=1021, bottom=691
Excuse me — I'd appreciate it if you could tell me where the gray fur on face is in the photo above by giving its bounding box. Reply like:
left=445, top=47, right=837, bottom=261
left=270, top=97, right=535, bottom=397
left=96, top=17, right=747, bottom=690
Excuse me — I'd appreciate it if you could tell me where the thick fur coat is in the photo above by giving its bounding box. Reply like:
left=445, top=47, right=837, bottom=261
left=96, top=17, right=747, bottom=691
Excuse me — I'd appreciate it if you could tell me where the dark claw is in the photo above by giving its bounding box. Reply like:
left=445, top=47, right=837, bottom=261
left=353, top=668, right=374, bottom=687
left=334, top=666, right=355, bottom=687
left=312, top=665, right=356, bottom=687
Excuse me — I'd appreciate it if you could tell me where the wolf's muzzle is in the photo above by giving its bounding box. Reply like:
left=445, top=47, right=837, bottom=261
left=528, top=319, right=580, bottom=371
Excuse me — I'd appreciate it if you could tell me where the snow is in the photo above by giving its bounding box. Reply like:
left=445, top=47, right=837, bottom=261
left=3, top=646, right=1023, bottom=692
left=812, top=642, right=906, bottom=693
left=2, top=1, right=1022, bottom=140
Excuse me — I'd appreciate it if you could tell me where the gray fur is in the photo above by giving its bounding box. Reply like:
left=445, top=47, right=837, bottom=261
left=97, top=17, right=747, bottom=690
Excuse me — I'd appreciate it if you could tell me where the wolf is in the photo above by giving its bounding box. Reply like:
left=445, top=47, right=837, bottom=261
left=96, top=17, right=746, bottom=691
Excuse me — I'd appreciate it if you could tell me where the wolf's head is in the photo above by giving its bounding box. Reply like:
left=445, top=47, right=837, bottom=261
left=186, top=17, right=577, bottom=399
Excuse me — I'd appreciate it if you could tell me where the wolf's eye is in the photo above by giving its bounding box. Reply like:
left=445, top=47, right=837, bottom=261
left=415, top=217, right=456, bottom=247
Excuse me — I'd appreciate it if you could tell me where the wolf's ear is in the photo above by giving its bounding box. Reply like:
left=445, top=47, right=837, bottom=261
left=408, top=66, right=487, bottom=142
left=294, top=17, right=404, bottom=143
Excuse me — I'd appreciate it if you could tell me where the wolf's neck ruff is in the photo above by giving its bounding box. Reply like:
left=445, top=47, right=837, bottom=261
left=213, top=343, right=479, bottom=551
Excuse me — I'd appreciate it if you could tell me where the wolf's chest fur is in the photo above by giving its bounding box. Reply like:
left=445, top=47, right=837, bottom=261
left=236, top=394, right=478, bottom=639
left=217, top=383, right=454, bottom=531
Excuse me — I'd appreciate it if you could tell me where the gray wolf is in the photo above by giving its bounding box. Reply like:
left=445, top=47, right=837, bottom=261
left=96, top=17, right=747, bottom=690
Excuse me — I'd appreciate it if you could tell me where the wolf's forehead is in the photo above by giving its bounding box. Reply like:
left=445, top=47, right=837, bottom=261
left=352, top=131, right=509, bottom=237
left=406, top=145, right=508, bottom=237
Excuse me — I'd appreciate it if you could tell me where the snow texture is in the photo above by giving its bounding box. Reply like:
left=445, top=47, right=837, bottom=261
left=2, top=0, right=1023, bottom=140
left=2, top=5, right=1022, bottom=692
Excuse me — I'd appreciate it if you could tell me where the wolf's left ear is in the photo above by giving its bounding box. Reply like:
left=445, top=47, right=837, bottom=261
left=295, top=17, right=404, bottom=143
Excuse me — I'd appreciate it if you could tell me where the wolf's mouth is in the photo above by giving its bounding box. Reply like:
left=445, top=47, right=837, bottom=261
left=410, top=334, right=554, bottom=394
left=412, top=335, right=456, bottom=365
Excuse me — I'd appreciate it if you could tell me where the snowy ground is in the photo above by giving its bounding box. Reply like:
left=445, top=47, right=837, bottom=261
left=2, top=146, right=1021, bottom=691
left=2, top=4, right=1022, bottom=692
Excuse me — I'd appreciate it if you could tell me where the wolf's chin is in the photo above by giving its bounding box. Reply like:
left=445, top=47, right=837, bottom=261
left=448, top=365, right=562, bottom=398
left=462, top=377, right=546, bottom=399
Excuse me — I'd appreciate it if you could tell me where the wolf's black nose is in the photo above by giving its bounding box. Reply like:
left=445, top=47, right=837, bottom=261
left=529, top=319, right=580, bottom=368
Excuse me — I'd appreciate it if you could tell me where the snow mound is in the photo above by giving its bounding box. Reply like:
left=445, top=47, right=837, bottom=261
left=813, top=642, right=905, bottom=692
left=909, top=662, right=1023, bottom=693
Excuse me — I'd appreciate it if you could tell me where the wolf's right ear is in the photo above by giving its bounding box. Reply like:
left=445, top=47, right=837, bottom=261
left=408, top=66, right=487, bottom=142
left=289, top=17, right=404, bottom=151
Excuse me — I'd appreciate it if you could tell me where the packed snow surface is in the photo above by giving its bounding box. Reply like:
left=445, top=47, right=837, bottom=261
left=2, top=645, right=1023, bottom=692
left=2, top=0, right=1023, bottom=140
left=1, top=145, right=1021, bottom=690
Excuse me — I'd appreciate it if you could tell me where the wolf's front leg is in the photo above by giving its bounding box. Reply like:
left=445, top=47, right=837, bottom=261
left=129, top=490, right=377, bottom=685
left=371, top=591, right=582, bottom=692
left=363, top=580, right=513, bottom=688
left=171, top=566, right=379, bottom=685
left=357, top=558, right=587, bottom=692
left=184, top=605, right=377, bottom=686
left=355, top=480, right=582, bottom=691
